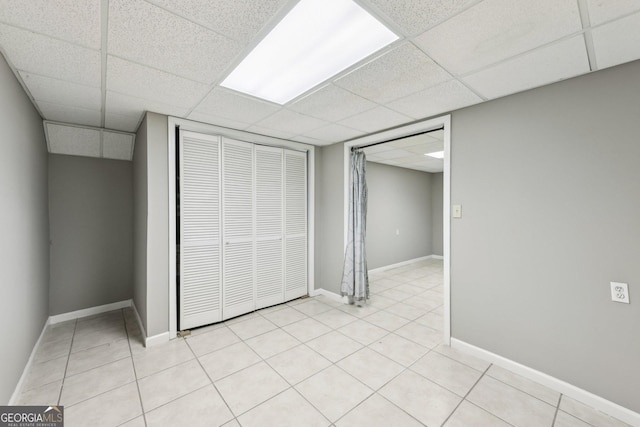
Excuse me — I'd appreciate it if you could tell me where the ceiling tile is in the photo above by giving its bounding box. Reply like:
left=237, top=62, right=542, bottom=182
left=19, top=72, right=101, bottom=111
left=291, top=135, right=325, bottom=145
left=194, top=87, right=280, bottom=124
left=0, top=0, right=101, bottom=48
left=404, top=140, right=443, bottom=155
left=298, top=123, right=364, bottom=144
left=244, top=124, right=297, bottom=140
left=106, top=91, right=189, bottom=122
left=414, top=0, right=582, bottom=75
left=386, top=133, right=438, bottom=148
left=591, top=11, right=640, bottom=70
left=338, top=106, right=412, bottom=133
left=187, top=111, right=251, bottom=131
left=371, top=149, right=413, bottom=160
left=255, top=110, right=327, bottom=135
left=105, top=112, right=142, bottom=133
left=103, top=131, right=134, bottom=160
left=366, top=0, right=476, bottom=36
left=0, top=24, right=100, bottom=87
left=335, top=42, right=451, bottom=103
left=289, top=84, right=377, bottom=122
left=108, top=0, right=242, bottom=84
left=147, top=0, right=289, bottom=43
left=586, top=0, right=640, bottom=25
left=362, top=144, right=396, bottom=154
left=463, top=36, right=590, bottom=99
left=387, top=80, right=482, bottom=119
left=46, top=123, right=101, bottom=157
left=106, top=56, right=209, bottom=109
left=38, top=102, right=102, bottom=127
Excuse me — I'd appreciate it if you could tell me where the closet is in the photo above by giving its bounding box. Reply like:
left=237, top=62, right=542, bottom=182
left=178, top=130, right=307, bottom=330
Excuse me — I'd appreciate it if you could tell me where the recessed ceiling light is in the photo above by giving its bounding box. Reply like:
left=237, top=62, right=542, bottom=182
left=221, top=0, right=399, bottom=105
left=424, top=150, right=444, bottom=159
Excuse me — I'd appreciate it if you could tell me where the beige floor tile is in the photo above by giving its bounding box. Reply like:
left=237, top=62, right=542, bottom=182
left=238, top=388, right=329, bottom=427
left=295, top=365, right=373, bottom=422
left=282, top=317, right=332, bottom=342
left=41, top=321, right=75, bottom=344
left=16, top=379, right=62, bottom=406
left=366, top=295, right=397, bottom=309
left=394, top=283, right=426, bottom=296
left=337, top=320, right=388, bottom=346
left=434, top=344, right=491, bottom=372
left=314, top=308, right=359, bottom=329
left=311, top=294, right=345, bottom=308
left=336, top=303, right=380, bottom=318
left=215, top=361, right=289, bottom=416
left=66, top=338, right=130, bottom=377
left=257, top=303, right=289, bottom=315
left=224, top=311, right=261, bottom=325
left=378, top=288, right=413, bottom=302
left=415, top=311, right=443, bottom=330
left=292, top=299, right=333, bottom=316
left=487, top=364, right=560, bottom=406
left=267, top=344, right=331, bottom=385
left=245, top=328, right=300, bottom=359
left=185, top=325, right=241, bottom=357
left=64, top=382, right=141, bottom=427
left=362, top=310, right=410, bottom=331
left=368, top=333, right=429, bottom=367
left=221, top=419, right=240, bottom=427
left=444, top=400, right=512, bottom=427
left=554, top=410, right=595, bottom=427
left=404, top=294, right=443, bottom=311
left=132, top=338, right=194, bottom=379
left=71, top=323, right=128, bottom=353
left=23, top=355, right=68, bottom=391
left=384, top=302, right=426, bottom=320
left=559, top=395, right=632, bottom=427
left=145, top=384, right=234, bottom=427
left=467, top=375, right=556, bottom=427
left=335, top=393, right=423, bottom=427
left=379, top=370, right=461, bottom=426
left=34, top=336, right=72, bottom=363
left=336, top=347, right=404, bottom=390
left=306, top=331, right=363, bottom=362
left=199, top=342, right=261, bottom=381
left=188, top=321, right=227, bottom=337
left=226, top=316, right=277, bottom=340
left=261, top=306, right=308, bottom=327
left=394, top=322, right=442, bottom=348
left=60, top=357, right=135, bottom=407
left=138, top=359, right=210, bottom=412
left=411, top=351, right=483, bottom=396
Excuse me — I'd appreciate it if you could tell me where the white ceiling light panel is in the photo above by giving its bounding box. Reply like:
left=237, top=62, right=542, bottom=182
left=221, top=0, right=399, bottom=104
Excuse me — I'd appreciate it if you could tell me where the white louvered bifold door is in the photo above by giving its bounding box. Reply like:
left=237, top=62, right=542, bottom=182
left=179, top=131, right=222, bottom=330
left=222, top=138, right=255, bottom=320
left=284, top=150, right=308, bottom=300
left=254, top=145, right=284, bottom=309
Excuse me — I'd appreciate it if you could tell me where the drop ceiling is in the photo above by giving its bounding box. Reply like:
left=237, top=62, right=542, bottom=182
left=1, top=0, right=639, bottom=162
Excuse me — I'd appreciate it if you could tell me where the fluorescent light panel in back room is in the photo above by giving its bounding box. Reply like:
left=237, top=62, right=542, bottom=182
left=221, top=0, right=399, bottom=104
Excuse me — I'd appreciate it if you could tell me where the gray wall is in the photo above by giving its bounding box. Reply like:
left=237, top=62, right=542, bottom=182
left=0, top=55, right=49, bottom=404
left=48, top=154, right=133, bottom=315
left=431, top=172, right=443, bottom=256
left=451, top=59, right=640, bottom=412
left=315, top=143, right=344, bottom=294
left=133, top=115, right=148, bottom=334
left=366, top=161, right=433, bottom=269
left=133, top=112, right=169, bottom=337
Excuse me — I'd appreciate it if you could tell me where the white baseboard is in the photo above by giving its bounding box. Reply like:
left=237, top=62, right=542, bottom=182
left=8, top=317, right=50, bottom=405
left=311, top=288, right=348, bottom=303
left=49, top=300, right=132, bottom=324
left=368, top=255, right=440, bottom=274
left=145, top=332, right=170, bottom=347
left=451, top=338, right=640, bottom=426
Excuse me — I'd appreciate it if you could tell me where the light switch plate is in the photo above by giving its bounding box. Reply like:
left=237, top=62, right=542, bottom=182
left=453, top=205, right=462, bottom=218
left=610, top=282, right=630, bottom=304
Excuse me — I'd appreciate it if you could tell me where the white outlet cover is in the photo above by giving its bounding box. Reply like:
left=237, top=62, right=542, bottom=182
left=453, top=205, right=462, bottom=218
left=610, top=282, right=630, bottom=304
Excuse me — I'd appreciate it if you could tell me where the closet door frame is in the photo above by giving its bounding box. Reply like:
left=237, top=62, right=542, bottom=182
left=168, top=117, right=315, bottom=338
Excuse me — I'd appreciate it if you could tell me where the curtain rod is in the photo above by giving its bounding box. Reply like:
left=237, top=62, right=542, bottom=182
left=350, top=127, right=444, bottom=152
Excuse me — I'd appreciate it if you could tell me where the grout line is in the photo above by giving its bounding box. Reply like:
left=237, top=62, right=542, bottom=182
left=439, top=363, right=492, bottom=426
left=123, top=308, right=149, bottom=427
left=56, top=319, right=78, bottom=405
left=551, top=393, right=563, bottom=426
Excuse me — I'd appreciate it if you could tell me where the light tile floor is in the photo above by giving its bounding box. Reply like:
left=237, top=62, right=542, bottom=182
left=17, top=259, right=630, bottom=427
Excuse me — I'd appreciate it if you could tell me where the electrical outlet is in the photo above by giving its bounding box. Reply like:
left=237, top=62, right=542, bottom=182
left=453, top=205, right=462, bottom=218
left=610, top=282, right=630, bottom=304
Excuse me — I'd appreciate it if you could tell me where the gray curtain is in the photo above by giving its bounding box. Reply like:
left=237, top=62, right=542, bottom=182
left=341, top=150, right=369, bottom=303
